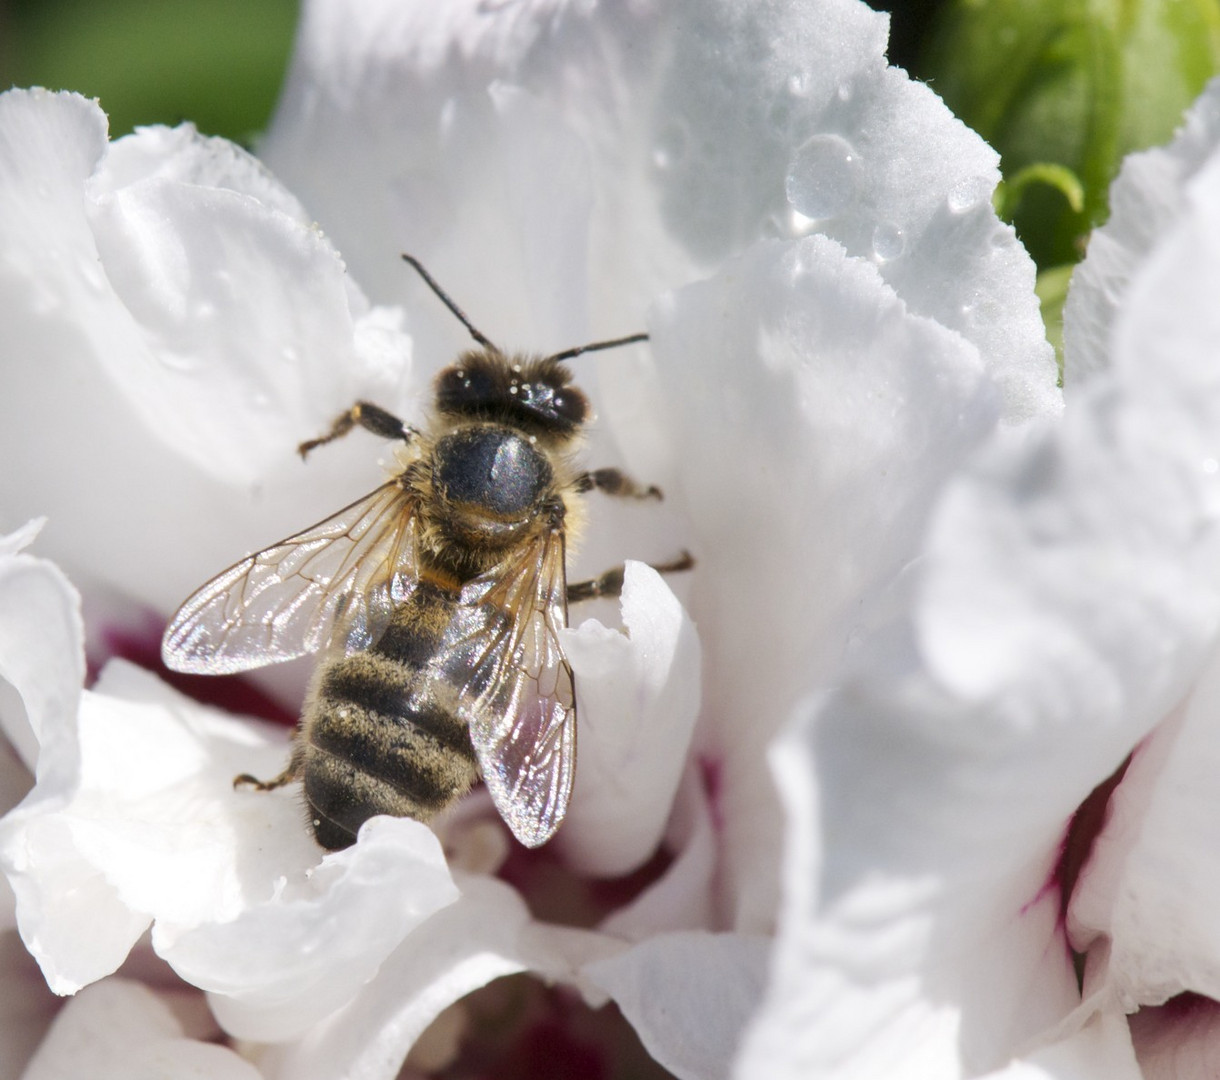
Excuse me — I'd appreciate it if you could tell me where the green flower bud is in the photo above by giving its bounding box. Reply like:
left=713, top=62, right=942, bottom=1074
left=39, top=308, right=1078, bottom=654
left=923, top=0, right=1220, bottom=268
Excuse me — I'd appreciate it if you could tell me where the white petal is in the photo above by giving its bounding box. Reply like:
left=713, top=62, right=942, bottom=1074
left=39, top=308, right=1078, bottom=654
left=741, top=77, right=1220, bottom=1080
left=1068, top=129, right=1220, bottom=998
left=2, top=659, right=457, bottom=1017
left=1067, top=655, right=1220, bottom=1010
left=263, top=0, right=1055, bottom=420
left=583, top=930, right=770, bottom=1080
left=558, top=561, right=701, bottom=877
left=735, top=691, right=1079, bottom=1080
left=251, top=873, right=618, bottom=1080
left=979, top=1013, right=1143, bottom=1080
left=1064, top=82, right=1220, bottom=387
left=175, top=815, right=456, bottom=1040
left=85, top=146, right=360, bottom=483
left=599, top=764, right=717, bottom=941
left=0, top=521, right=84, bottom=778
left=651, top=235, right=996, bottom=930
left=22, top=978, right=262, bottom=1080
left=0, top=89, right=410, bottom=621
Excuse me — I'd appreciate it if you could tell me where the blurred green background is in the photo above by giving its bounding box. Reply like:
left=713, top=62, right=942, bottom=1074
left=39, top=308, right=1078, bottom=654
left=0, top=0, right=299, bottom=144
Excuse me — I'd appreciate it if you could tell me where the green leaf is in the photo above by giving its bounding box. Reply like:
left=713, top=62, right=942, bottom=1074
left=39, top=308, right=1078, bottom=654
left=923, top=0, right=1220, bottom=269
left=1035, top=262, right=1075, bottom=383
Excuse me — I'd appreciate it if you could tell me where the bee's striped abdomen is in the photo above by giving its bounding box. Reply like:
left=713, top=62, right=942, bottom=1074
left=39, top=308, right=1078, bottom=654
left=300, top=582, right=477, bottom=850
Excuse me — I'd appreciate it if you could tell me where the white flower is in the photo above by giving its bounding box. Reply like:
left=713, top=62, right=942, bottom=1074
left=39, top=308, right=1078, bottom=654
left=736, top=77, right=1220, bottom=1080
left=0, top=0, right=1060, bottom=1076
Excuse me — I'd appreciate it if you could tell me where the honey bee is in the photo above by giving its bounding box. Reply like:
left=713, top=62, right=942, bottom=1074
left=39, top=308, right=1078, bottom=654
left=161, top=255, right=692, bottom=851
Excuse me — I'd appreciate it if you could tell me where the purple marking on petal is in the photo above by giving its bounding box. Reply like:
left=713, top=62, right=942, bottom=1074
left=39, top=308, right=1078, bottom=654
left=496, top=836, right=673, bottom=928
left=93, top=611, right=297, bottom=727
left=432, top=974, right=670, bottom=1080
left=697, top=754, right=725, bottom=835
left=1053, top=753, right=1134, bottom=925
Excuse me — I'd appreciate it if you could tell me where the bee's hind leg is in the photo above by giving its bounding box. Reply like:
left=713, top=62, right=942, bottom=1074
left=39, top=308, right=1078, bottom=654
left=234, top=760, right=299, bottom=792
left=568, top=550, right=694, bottom=603
left=298, top=402, right=418, bottom=459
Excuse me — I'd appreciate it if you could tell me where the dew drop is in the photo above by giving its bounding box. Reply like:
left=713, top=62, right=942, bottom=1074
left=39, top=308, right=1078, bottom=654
left=191, top=298, right=217, bottom=321
left=947, top=175, right=993, bottom=214
left=653, top=120, right=691, bottom=172
left=159, top=351, right=198, bottom=373
left=787, top=71, right=813, bottom=97
left=871, top=221, right=906, bottom=262
left=785, top=134, right=861, bottom=220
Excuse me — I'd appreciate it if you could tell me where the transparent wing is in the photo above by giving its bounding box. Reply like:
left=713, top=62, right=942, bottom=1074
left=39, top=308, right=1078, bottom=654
left=162, top=482, right=419, bottom=675
left=434, top=527, right=574, bottom=847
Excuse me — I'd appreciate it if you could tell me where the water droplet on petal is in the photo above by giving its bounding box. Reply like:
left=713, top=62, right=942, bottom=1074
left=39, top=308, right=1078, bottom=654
left=784, top=206, right=819, bottom=238
left=871, top=221, right=906, bottom=262
left=947, top=175, right=993, bottom=214
left=785, top=134, right=861, bottom=220
left=653, top=120, right=691, bottom=172
left=159, top=351, right=198, bottom=373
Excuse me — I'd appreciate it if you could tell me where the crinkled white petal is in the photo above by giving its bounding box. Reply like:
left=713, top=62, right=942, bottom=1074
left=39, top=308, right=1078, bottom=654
left=262, top=0, right=1055, bottom=425
left=1064, top=78, right=1220, bottom=387
left=1068, top=660, right=1220, bottom=1011
left=558, top=561, right=700, bottom=877
left=0, top=88, right=411, bottom=617
left=652, top=234, right=997, bottom=930
left=0, top=659, right=458, bottom=1019
left=0, top=519, right=83, bottom=780
left=22, top=978, right=261, bottom=1080
left=737, top=78, right=1220, bottom=1080
left=85, top=132, right=371, bottom=484
left=1062, top=90, right=1220, bottom=1013
left=250, top=873, right=620, bottom=1080
left=583, top=930, right=770, bottom=1080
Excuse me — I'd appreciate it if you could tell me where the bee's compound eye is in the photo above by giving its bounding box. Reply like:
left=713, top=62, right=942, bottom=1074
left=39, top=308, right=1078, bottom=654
left=438, top=363, right=496, bottom=410
left=550, top=385, right=587, bottom=426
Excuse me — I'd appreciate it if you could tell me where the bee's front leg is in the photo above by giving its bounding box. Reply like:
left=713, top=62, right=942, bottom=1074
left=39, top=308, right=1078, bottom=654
left=575, top=467, right=663, bottom=500
left=298, top=402, right=418, bottom=459
left=568, top=550, right=694, bottom=602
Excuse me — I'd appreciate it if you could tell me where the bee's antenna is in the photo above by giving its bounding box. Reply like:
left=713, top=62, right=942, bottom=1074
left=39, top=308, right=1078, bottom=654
left=545, top=332, right=649, bottom=364
left=401, top=253, right=499, bottom=352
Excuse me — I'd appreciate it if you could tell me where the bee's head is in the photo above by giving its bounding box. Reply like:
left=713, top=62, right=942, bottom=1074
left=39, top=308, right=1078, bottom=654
left=434, top=350, right=589, bottom=438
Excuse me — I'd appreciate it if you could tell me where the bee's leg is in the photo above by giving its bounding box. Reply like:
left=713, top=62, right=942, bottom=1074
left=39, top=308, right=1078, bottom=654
left=298, top=402, right=418, bottom=459
left=234, top=748, right=301, bottom=792
left=575, top=467, right=663, bottom=500
left=568, top=550, right=694, bottom=603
